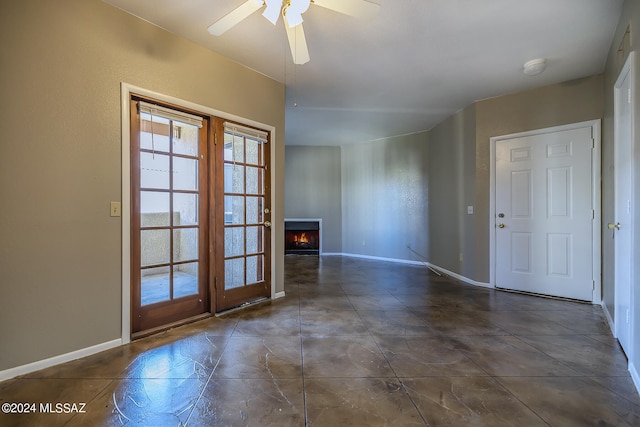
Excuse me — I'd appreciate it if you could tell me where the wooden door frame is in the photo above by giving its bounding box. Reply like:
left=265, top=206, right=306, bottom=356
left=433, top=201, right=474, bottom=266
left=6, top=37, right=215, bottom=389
left=489, top=120, right=602, bottom=303
left=120, top=83, right=277, bottom=343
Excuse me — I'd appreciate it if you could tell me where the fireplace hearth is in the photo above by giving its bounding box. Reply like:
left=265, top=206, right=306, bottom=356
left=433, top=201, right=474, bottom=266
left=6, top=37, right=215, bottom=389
left=285, top=219, right=321, bottom=255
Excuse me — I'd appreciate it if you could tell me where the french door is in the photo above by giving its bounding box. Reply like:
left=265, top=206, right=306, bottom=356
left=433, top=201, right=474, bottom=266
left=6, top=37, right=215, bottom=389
left=215, top=123, right=271, bottom=312
left=130, top=96, right=272, bottom=334
left=130, top=99, right=209, bottom=333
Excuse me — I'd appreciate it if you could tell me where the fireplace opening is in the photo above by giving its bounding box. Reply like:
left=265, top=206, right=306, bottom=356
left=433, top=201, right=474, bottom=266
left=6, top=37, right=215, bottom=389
left=285, top=220, right=320, bottom=255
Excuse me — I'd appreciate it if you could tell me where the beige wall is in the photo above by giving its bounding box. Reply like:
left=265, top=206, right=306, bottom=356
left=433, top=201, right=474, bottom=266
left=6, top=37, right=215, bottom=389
left=427, top=104, right=477, bottom=277
left=285, top=146, right=342, bottom=253
left=288, top=76, right=604, bottom=284
left=340, top=133, right=429, bottom=260
left=0, top=0, right=285, bottom=372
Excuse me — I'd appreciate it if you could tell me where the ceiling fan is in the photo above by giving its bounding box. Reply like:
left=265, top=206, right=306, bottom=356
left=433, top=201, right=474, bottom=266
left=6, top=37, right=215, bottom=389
left=208, top=0, right=380, bottom=65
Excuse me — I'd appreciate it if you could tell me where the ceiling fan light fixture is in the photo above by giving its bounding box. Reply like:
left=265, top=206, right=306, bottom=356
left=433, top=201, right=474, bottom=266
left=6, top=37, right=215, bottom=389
left=208, top=0, right=380, bottom=65
left=523, top=58, right=547, bottom=76
left=289, top=0, right=311, bottom=15
left=286, top=12, right=303, bottom=27
left=262, top=0, right=282, bottom=25
left=283, top=0, right=310, bottom=27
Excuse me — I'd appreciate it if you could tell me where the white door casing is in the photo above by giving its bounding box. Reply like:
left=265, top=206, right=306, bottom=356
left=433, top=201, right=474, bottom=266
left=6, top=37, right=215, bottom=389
left=491, top=122, right=601, bottom=302
left=614, top=53, right=635, bottom=356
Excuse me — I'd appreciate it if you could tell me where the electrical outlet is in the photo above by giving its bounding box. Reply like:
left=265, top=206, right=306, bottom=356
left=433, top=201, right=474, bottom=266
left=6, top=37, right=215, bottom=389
left=110, top=201, right=121, bottom=217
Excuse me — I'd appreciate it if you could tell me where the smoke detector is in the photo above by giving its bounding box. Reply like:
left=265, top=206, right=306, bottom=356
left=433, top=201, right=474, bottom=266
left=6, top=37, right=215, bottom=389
left=523, top=58, right=547, bottom=76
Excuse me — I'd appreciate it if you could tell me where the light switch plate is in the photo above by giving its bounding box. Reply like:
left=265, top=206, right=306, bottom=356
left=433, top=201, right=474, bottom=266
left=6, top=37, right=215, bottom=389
left=467, top=206, right=474, bottom=214
left=110, top=201, right=121, bottom=217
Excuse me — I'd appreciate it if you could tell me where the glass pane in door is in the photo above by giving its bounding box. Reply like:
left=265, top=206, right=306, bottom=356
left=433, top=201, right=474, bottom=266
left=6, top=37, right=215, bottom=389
left=140, top=230, right=170, bottom=267
left=141, top=266, right=170, bottom=306
left=140, top=153, right=170, bottom=189
left=141, top=191, right=170, bottom=227
left=173, top=193, right=198, bottom=226
left=140, top=114, right=170, bottom=152
left=173, top=228, right=198, bottom=262
left=246, top=255, right=263, bottom=284
left=225, top=258, right=244, bottom=290
left=173, top=157, right=198, bottom=191
left=174, top=262, right=198, bottom=298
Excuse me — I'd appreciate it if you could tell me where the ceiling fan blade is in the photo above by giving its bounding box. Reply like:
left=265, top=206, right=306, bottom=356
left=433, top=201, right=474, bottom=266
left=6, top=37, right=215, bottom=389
left=208, top=0, right=264, bottom=36
left=311, top=0, right=379, bottom=19
left=283, top=20, right=310, bottom=65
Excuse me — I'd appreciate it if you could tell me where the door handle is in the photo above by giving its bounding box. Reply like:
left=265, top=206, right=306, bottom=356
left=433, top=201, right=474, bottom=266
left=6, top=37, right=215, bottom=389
left=264, top=221, right=271, bottom=228
left=607, top=222, right=621, bottom=230
left=498, top=223, right=506, bottom=228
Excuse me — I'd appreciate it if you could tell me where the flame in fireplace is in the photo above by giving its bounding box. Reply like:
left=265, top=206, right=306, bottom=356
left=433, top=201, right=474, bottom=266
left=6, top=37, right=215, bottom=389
left=294, top=232, right=309, bottom=244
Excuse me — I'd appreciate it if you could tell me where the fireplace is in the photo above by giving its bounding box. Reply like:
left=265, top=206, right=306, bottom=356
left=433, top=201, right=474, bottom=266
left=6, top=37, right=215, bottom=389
left=285, top=219, right=321, bottom=255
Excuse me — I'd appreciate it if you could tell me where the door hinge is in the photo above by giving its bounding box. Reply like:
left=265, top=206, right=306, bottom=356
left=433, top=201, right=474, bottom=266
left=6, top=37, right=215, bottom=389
left=593, top=280, right=596, bottom=291
left=214, top=133, right=217, bottom=145
left=629, top=88, right=632, bottom=104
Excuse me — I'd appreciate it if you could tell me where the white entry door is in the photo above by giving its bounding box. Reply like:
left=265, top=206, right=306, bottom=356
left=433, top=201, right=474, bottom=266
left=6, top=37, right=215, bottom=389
left=495, top=126, right=595, bottom=301
left=614, top=55, right=634, bottom=355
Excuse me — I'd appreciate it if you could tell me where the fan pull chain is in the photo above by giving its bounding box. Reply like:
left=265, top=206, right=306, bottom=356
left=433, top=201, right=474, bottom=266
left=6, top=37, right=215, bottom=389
left=293, top=24, right=298, bottom=107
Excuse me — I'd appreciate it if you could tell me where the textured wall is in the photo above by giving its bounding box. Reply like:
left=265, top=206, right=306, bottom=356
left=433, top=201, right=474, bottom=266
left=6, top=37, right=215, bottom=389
left=341, top=133, right=429, bottom=261
left=284, top=146, right=342, bottom=253
left=427, top=105, right=477, bottom=275
left=0, top=0, right=285, bottom=372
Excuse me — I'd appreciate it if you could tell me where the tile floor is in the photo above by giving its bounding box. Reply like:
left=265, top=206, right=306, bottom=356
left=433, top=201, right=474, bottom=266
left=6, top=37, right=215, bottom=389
left=1, top=255, right=639, bottom=426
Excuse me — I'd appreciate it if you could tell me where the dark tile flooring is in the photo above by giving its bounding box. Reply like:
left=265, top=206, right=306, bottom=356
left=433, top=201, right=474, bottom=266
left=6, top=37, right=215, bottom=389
left=1, top=255, right=639, bottom=426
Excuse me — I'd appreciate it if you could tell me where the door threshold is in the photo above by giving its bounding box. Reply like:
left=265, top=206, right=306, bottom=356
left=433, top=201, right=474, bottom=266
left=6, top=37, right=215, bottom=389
left=496, top=287, right=591, bottom=304
left=215, top=297, right=270, bottom=317
left=132, top=312, right=212, bottom=340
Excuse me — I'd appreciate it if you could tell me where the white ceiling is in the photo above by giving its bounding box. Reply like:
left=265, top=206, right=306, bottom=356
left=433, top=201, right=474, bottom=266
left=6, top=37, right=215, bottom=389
left=104, top=0, right=623, bottom=146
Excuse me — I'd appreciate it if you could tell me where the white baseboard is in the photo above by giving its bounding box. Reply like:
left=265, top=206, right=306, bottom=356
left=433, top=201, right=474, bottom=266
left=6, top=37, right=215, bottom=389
left=273, top=291, right=286, bottom=299
left=601, top=303, right=639, bottom=395
left=324, top=252, right=423, bottom=266
left=426, top=264, right=493, bottom=289
left=601, top=301, right=616, bottom=336
left=0, top=339, right=122, bottom=382
left=630, top=362, right=640, bottom=396
left=331, top=252, right=492, bottom=289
